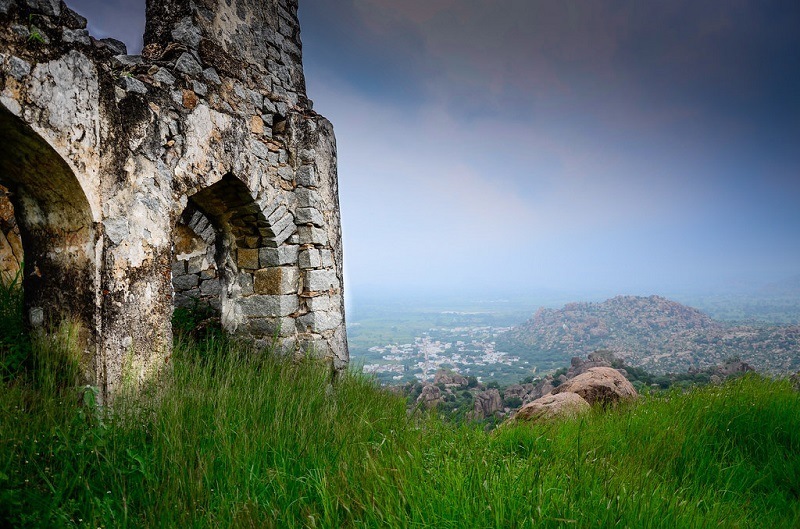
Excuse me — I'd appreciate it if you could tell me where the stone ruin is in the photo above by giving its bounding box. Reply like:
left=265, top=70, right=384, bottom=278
left=0, top=0, right=348, bottom=400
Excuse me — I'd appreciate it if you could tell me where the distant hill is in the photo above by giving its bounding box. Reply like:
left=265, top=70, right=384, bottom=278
left=505, top=295, right=800, bottom=374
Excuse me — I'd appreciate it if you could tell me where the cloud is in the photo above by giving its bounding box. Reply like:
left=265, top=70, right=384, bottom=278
left=308, top=70, right=745, bottom=291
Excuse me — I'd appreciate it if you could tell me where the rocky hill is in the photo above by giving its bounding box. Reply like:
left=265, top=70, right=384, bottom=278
left=506, top=295, right=800, bottom=374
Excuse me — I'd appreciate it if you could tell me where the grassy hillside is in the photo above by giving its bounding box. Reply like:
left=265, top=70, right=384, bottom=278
left=1, top=275, right=799, bottom=528
left=1, top=331, right=799, bottom=527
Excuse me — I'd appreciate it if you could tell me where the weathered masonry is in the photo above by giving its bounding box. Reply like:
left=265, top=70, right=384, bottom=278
left=0, top=0, right=348, bottom=399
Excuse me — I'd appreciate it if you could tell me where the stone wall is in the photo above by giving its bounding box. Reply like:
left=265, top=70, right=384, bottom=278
left=172, top=205, right=220, bottom=311
left=0, top=185, right=22, bottom=281
left=0, top=0, right=348, bottom=400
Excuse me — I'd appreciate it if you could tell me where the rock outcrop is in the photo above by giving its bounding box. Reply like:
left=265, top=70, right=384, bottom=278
left=512, top=392, right=590, bottom=424
left=506, top=295, right=800, bottom=375
left=434, top=369, right=468, bottom=388
left=566, top=352, right=613, bottom=378
left=472, top=388, right=503, bottom=419
left=552, top=367, right=638, bottom=406
left=416, top=384, right=443, bottom=408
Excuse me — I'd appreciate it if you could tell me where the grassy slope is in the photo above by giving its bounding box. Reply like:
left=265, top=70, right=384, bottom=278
left=0, top=334, right=799, bottom=528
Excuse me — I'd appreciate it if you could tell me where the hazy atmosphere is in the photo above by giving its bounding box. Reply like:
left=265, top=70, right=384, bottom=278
left=71, top=0, right=800, bottom=296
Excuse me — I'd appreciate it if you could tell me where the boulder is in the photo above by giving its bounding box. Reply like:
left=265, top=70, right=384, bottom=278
left=511, top=392, right=591, bottom=424
left=503, top=383, right=534, bottom=402
left=433, top=369, right=468, bottom=388
left=472, top=388, right=502, bottom=419
left=714, top=359, right=755, bottom=377
left=552, top=367, right=637, bottom=406
left=531, top=377, right=555, bottom=402
left=416, top=384, right=442, bottom=408
left=566, top=354, right=612, bottom=378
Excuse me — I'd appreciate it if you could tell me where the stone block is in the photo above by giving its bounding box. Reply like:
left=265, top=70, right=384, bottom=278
left=295, top=207, right=324, bottom=227
left=254, top=266, right=299, bottom=295
left=239, top=295, right=298, bottom=317
left=270, top=212, right=294, bottom=237
left=121, top=76, right=148, bottom=95
left=200, top=279, right=222, bottom=296
left=247, top=316, right=294, bottom=337
left=320, top=249, right=334, bottom=268
left=202, top=67, right=221, bottom=84
left=29, top=307, right=44, bottom=328
left=273, top=222, right=296, bottom=246
left=278, top=165, right=294, bottom=181
left=237, top=248, right=259, bottom=269
left=62, top=28, right=90, bottom=45
left=192, top=80, right=207, bottom=96
left=296, top=165, right=318, bottom=187
left=296, top=188, right=322, bottom=208
left=250, top=139, right=271, bottom=160
left=304, top=269, right=336, bottom=292
left=171, top=260, right=186, bottom=276
left=175, top=52, right=202, bottom=75
left=296, top=336, right=329, bottom=358
left=171, top=16, right=202, bottom=48
left=267, top=204, right=287, bottom=225
left=187, top=255, right=205, bottom=274
left=173, top=274, right=199, bottom=291
left=182, top=89, right=198, bottom=109
left=298, top=149, right=316, bottom=163
left=307, top=294, right=332, bottom=312
left=112, top=54, right=143, bottom=68
left=250, top=115, right=264, bottom=134
left=260, top=245, right=298, bottom=266
left=174, top=291, right=198, bottom=309
left=100, top=38, right=127, bottom=55
left=298, top=248, right=321, bottom=269
left=238, top=272, right=254, bottom=295
left=65, top=7, right=88, bottom=28
left=297, top=310, right=341, bottom=333
left=199, top=223, right=216, bottom=242
left=154, top=67, right=176, bottom=86
left=25, top=0, right=61, bottom=17
left=8, top=57, right=31, bottom=80
left=298, top=226, right=328, bottom=246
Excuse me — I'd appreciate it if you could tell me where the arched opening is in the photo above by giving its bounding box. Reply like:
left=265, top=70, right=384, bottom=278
left=0, top=105, right=98, bottom=381
left=171, top=173, right=300, bottom=345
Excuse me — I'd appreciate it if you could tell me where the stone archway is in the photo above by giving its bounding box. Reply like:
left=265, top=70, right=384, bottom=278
left=173, top=173, right=301, bottom=346
left=0, top=104, right=99, bottom=381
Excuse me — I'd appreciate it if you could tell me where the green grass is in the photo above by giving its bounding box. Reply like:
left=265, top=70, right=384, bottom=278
left=0, top=287, right=799, bottom=527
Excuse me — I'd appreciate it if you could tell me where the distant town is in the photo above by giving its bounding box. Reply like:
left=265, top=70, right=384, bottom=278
left=358, top=323, right=540, bottom=385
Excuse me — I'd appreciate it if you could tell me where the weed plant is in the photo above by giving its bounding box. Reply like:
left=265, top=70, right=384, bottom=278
left=0, top=285, right=798, bottom=527
left=0, top=270, right=29, bottom=381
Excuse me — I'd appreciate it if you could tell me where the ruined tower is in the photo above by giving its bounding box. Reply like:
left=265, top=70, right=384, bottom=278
left=0, top=0, right=348, bottom=399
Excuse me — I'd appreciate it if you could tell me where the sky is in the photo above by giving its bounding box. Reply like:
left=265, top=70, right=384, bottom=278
left=69, top=0, right=800, bottom=298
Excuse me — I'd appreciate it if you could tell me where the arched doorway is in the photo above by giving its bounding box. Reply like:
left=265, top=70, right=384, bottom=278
left=172, top=173, right=300, bottom=345
left=0, top=105, right=99, bottom=382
